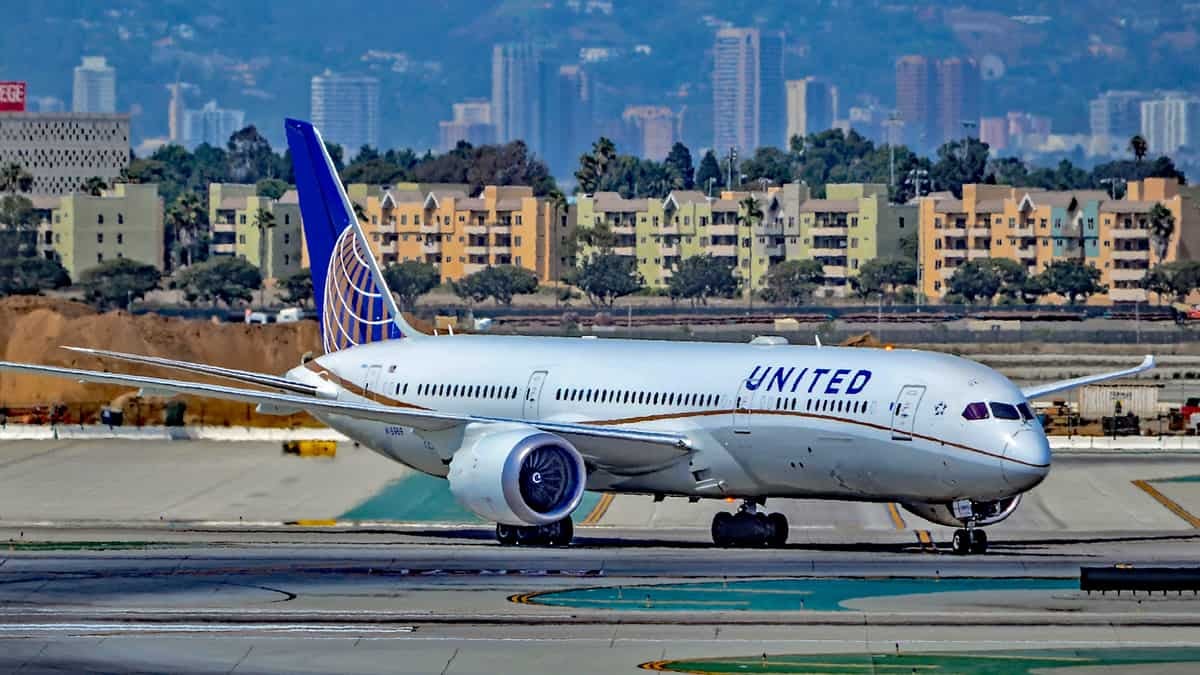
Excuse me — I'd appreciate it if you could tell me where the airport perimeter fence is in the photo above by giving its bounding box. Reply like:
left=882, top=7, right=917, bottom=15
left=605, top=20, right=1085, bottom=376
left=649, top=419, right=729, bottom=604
left=0, top=401, right=318, bottom=429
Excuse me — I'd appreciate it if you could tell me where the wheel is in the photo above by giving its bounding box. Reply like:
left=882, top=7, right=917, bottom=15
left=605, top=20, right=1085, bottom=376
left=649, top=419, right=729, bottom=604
left=951, top=529, right=969, bottom=555
left=711, top=512, right=733, bottom=547
left=969, top=529, right=988, bottom=554
left=548, top=518, right=574, bottom=547
left=496, top=523, right=518, bottom=546
left=515, top=525, right=544, bottom=546
left=767, top=512, right=789, bottom=547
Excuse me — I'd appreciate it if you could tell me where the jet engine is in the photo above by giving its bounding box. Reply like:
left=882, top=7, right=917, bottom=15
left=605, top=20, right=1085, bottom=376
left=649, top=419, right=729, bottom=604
left=447, top=427, right=587, bottom=526
left=901, top=495, right=1022, bottom=528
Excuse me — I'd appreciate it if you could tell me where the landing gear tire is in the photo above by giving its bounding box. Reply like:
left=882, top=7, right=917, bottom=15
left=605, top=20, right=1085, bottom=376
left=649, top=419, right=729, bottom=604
left=495, top=518, right=575, bottom=547
left=951, top=528, right=989, bottom=555
left=710, top=509, right=789, bottom=548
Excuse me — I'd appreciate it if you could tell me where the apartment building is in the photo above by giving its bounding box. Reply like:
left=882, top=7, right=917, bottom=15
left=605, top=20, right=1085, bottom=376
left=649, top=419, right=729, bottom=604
left=351, top=183, right=563, bottom=283
left=919, top=178, right=1197, bottom=304
left=573, top=182, right=913, bottom=297
left=208, top=184, right=304, bottom=281
left=37, top=183, right=163, bottom=279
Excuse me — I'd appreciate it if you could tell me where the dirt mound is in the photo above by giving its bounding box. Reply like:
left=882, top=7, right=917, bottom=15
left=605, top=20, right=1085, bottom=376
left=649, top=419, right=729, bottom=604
left=0, top=297, right=322, bottom=427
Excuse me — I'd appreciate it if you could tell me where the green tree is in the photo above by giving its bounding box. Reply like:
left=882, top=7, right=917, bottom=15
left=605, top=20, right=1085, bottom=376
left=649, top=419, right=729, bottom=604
left=739, top=146, right=792, bottom=185
left=1037, top=259, right=1106, bottom=305
left=1129, top=134, right=1149, bottom=163
left=989, top=258, right=1029, bottom=302
left=986, top=157, right=1030, bottom=186
left=253, top=207, right=276, bottom=279
left=695, top=150, right=723, bottom=194
left=931, top=138, right=990, bottom=198
left=898, top=230, right=918, bottom=262
left=0, top=194, right=36, bottom=258
left=574, top=137, right=618, bottom=194
left=474, top=265, right=539, bottom=306
left=668, top=255, right=739, bottom=306
left=569, top=252, right=644, bottom=308
left=760, top=259, right=824, bottom=304
left=176, top=257, right=262, bottom=307
left=1020, top=274, right=1047, bottom=305
left=854, top=257, right=918, bottom=301
left=945, top=260, right=1001, bottom=304
left=382, top=260, right=440, bottom=311
left=255, top=178, right=289, bottom=200
left=737, top=195, right=765, bottom=298
left=1149, top=203, right=1176, bottom=263
left=166, top=191, right=208, bottom=269
left=79, top=259, right=161, bottom=310
left=451, top=272, right=490, bottom=307
left=664, top=142, right=695, bottom=190
left=0, top=163, right=34, bottom=194
left=227, top=125, right=276, bottom=182
left=279, top=269, right=313, bottom=307
left=0, top=257, right=70, bottom=296
left=81, top=176, right=107, bottom=196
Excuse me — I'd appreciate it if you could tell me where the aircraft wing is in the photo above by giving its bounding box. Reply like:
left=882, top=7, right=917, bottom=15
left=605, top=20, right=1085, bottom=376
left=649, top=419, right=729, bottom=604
left=0, top=361, right=691, bottom=472
left=1021, top=355, right=1155, bottom=400
left=61, top=346, right=320, bottom=396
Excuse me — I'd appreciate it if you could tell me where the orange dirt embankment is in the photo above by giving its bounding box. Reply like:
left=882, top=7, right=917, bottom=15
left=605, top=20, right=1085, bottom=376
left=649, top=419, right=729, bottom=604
left=0, top=297, right=323, bottom=427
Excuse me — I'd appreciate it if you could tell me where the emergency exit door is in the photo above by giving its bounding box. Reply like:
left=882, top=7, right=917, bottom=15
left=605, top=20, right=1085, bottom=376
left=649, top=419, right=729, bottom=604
left=890, top=384, right=925, bottom=440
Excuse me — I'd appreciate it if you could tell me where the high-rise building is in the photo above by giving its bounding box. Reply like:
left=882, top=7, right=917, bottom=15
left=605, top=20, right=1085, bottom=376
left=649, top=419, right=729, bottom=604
left=622, top=106, right=676, bottom=159
left=1141, top=93, right=1200, bottom=156
left=979, top=117, right=1007, bottom=150
left=167, top=82, right=185, bottom=144
left=0, top=113, right=129, bottom=195
left=72, top=56, right=116, bottom=113
left=1090, top=90, right=1147, bottom=151
left=785, top=77, right=835, bottom=142
left=712, top=27, right=786, bottom=153
left=310, top=71, right=380, bottom=152
left=438, top=100, right=495, bottom=152
left=936, top=57, right=980, bottom=144
left=894, top=55, right=936, bottom=150
left=182, top=101, right=245, bottom=149
left=491, top=43, right=544, bottom=154
left=543, top=65, right=592, bottom=177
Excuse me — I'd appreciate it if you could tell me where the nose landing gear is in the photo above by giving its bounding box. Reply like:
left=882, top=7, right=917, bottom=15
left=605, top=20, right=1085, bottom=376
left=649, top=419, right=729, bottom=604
left=950, top=525, right=988, bottom=555
left=495, top=517, right=574, bottom=547
left=711, top=500, right=789, bottom=547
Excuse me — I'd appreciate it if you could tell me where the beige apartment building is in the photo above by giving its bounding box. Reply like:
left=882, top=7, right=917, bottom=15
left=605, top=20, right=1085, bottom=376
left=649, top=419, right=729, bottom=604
left=208, top=184, right=304, bottom=281
left=35, top=183, right=163, bottom=279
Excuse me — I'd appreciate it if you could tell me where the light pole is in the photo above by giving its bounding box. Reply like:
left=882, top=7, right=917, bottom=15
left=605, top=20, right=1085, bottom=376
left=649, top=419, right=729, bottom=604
left=707, top=177, right=716, bottom=198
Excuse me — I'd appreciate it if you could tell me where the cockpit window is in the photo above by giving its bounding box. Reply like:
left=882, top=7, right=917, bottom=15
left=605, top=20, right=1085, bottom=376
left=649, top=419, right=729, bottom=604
left=962, top=402, right=989, bottom=420
left=990, top=402, right=1021, bottom=420
left=1017, top=402, right=1035, bottom=421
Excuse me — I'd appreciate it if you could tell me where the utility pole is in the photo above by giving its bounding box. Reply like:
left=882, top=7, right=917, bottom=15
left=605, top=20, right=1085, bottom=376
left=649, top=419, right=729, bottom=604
left=883, top=111, right=902, bottom=195
left=727, top=147, right=737, bottom=190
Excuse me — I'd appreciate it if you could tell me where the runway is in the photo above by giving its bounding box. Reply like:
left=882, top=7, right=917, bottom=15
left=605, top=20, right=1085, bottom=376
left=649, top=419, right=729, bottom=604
left=3, top=439, right=1200, bottom=673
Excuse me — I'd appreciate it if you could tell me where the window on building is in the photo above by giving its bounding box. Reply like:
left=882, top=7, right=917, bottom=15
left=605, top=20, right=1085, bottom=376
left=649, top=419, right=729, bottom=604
left=97, top=233, right=103, bottom=243
left=285, top=214, right=291, bottom=225
left=239, top=214, right=246, bottom=225
left=97, top=214, right=104, bottom=225
left=116, top=233, right=123, bottom=244
left=239, top=234, right=246, bottom=244
left=96, top=253, right=103, bottom=262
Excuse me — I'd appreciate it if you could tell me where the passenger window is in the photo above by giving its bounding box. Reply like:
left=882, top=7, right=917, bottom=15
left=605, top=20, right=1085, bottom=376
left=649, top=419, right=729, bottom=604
left=962, top=402, right=989, bottom=420
left=990, top=402, right=1021, bottom=420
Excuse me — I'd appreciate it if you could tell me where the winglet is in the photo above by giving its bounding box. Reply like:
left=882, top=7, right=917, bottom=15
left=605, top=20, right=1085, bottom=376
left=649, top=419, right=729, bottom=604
left=1022, top=354, right=1155, bottom=400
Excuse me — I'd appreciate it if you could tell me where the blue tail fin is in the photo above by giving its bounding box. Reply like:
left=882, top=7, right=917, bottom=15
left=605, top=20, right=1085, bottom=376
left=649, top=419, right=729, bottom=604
left=285, top=118, right=421, bottom=351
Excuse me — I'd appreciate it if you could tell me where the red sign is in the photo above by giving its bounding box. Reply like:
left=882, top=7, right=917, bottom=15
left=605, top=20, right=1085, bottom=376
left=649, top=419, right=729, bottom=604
left=0, top=82, right=27, bottom=111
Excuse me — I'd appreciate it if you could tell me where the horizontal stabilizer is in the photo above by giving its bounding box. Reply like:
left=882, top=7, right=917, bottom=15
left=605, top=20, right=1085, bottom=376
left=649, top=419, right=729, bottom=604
left=1022, top=355, right=1155, bottom=399
left=62, top=346, right=319, bottom=397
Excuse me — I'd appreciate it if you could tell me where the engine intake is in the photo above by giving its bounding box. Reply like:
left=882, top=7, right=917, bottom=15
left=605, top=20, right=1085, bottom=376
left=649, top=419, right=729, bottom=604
left=448, top=428, right=587, bottom=526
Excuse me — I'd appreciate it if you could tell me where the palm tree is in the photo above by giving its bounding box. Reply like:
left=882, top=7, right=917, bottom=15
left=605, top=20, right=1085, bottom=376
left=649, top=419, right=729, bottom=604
left=1129, top=135, right=1149, bottom=163
left=736, top=194, right=764, bottom=308
left=0, top=162, right=33, bottom=194
left=81, top=176, right=107, bottom=196
left=1149, top=203, right=1175, bottom=264
left=170, top=191, right=206, bottom=269
left=352, top=201, right=367, bottom=223
left=253, top=207, right=277, bottom=306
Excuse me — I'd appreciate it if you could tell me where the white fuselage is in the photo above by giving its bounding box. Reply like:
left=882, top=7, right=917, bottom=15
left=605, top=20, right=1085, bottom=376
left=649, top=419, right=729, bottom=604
left=286, top=335, right=1051, bottom=505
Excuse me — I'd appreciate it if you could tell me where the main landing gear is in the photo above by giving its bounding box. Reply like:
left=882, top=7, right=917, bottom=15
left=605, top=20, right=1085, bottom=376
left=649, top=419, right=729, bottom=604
left=711, top=500, right=789, bottom=548
left=495, top=517, right=574, bottom=547
left=950, top=526, right=988, bottom=555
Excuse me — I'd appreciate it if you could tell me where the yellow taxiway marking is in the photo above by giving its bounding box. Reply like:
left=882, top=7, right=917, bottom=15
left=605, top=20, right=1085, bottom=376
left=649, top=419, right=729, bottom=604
left=915, top=529, right=937, bottom=553
left=886, top=503, right=906, bottom=530
left=582, top=492, right=615, bottom=525
left=291, top=519, right=338, bottom=527
left=1133, top=479, right=1200, bottom=528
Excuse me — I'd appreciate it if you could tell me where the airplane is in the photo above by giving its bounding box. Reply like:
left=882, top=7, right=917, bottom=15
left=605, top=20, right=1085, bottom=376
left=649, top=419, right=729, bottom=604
left=0, top=119, right=1156, bottom=555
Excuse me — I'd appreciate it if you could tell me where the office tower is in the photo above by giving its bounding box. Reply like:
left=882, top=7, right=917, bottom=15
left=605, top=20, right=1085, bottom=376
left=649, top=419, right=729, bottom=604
left=936, top=57, right=980, bottom=143
left=1141, top=94, right=1200, bottom=155
left=543, top=65, right=592, bottom=176
left=491, top=43, right=544, bottom=154
left=785, top=77, right=835, bottom=142
left=72, top=56, right=116, bottom=113
left=167, top=82, right=185, bottom=143
left=183, top=100, right=246, bottom=149
left=894, top=56, right=936, bottom=150
left=310, top=71, right=380, bottom=152
left=979, top=117, right=1007, bottom=150
left=1090, top=90, right=1147, bottom=148
left=622, top=106, right=676, bottom=159
left=713, top=27, right=786, bottom=153
left=438, top=100, right=495, bottom=152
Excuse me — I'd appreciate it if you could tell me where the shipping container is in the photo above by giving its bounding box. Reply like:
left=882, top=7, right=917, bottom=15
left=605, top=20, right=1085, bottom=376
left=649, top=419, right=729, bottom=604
left=1078, top=384, right=1158, bottom=419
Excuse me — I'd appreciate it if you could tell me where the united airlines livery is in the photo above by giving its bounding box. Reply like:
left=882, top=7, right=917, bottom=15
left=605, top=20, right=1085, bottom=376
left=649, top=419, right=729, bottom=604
left=0, top=119, right=1155, bottom=554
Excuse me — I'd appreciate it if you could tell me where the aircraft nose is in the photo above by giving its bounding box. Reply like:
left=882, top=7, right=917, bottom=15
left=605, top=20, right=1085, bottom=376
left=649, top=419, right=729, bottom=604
left=1002, top=428, right=1051, bottom=491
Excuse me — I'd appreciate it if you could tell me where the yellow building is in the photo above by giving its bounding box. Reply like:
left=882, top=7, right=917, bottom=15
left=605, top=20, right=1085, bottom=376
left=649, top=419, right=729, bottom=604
left=38, top=183, right=164, bottom=279
left=919, top=178, right=1196, bottom=304
left=350, top=183, right=563, bottom=283
left=208, top=184, right=304, bottom=281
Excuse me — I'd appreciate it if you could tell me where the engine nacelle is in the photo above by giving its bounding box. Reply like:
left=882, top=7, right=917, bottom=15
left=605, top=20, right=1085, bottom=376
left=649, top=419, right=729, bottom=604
left=901, top=495, right=1022, bottom=528
left=447, top=427, right=586, bottom=526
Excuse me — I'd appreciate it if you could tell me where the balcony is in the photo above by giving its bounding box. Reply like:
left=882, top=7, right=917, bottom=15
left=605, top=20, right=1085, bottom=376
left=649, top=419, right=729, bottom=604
left=612, top=223, right=635, bottom=234
left=810, top=226, right=846, bottom=237
left=613, top=245, right=635, bottom=256
left=822, top=265, right=847, bottom=277
left=968, top=227, right=990, bottom=238
left=810, top=247, right=847, bottom=257
left=660, top=223, right=680, bottom=235
left=1110, top=268, right=1148, bottom=282
left=1111, top=228, right=1149, bottom=239
left=967, top=249, right=990, bottom=260
left=211, top=243, right=235, bottom=255
left=422, top=242, right=440, bottom=253
left=940, top=227, right=966, bottom=237
left=466, top=246, right=489, bottom=256
left=707, top=244, right=737, bottom=257
left=708, top=224, right=736, bottom=236
left=1016, top=247, right=1037, bottom=259
left=659, top=244, right=680, bottom=255
left=942, top=248, right=968, bottom=258
left=1111, top=249, right=1150, bottom=261
left=1010, top=226, right=1034, bottom=237
left=466, top=225, right=487, bottom=235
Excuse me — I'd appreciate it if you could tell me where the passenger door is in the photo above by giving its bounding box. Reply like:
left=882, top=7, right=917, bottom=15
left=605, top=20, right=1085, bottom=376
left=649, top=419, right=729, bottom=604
left=732, top=378, right=758, bottom=434
left=364, top=365, right=382, bottom=399
left=890, top=384, right=926, bottom=440
left=523, top=370, right=548, bottom=419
